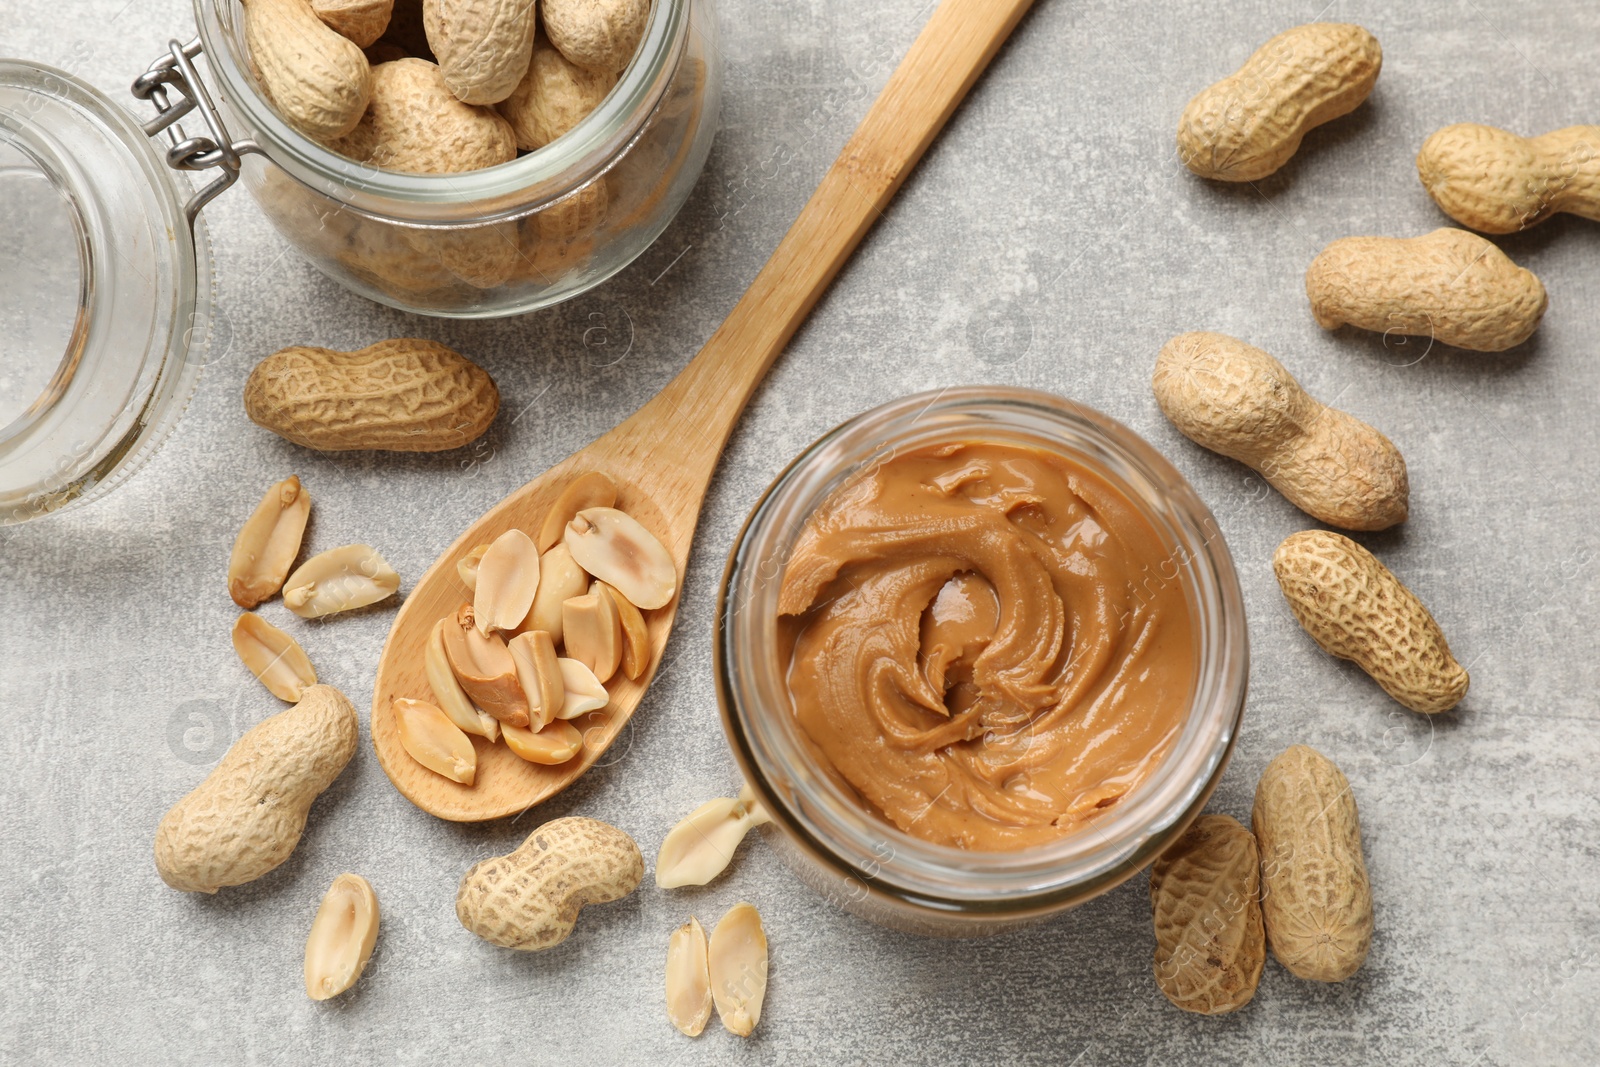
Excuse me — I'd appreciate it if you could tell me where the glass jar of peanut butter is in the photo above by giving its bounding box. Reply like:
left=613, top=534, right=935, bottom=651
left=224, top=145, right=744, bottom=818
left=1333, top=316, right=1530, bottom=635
left=716, top=388, right=1249, bottom=935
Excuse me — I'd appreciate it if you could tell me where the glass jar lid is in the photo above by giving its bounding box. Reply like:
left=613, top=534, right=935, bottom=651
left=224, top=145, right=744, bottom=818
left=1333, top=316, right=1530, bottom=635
left=0, top=59, right=211, bottom=524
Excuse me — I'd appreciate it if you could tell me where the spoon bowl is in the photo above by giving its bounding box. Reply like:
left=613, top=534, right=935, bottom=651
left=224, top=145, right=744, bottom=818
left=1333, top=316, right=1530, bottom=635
left=373, top=453, right=687, bottom=821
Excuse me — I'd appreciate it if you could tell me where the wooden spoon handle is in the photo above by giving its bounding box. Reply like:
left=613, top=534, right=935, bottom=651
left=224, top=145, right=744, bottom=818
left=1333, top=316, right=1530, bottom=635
left=612, top=0, right=1037, bottom=482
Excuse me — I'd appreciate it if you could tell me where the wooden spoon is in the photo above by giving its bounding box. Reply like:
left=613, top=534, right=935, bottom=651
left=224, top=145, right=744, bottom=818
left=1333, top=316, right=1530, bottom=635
left=371, top=0, right=1038, bottom=821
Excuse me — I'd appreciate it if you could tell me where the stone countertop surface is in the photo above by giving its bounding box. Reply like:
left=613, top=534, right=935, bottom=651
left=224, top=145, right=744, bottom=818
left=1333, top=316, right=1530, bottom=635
left=3, top=1, right=1598, bottom=1063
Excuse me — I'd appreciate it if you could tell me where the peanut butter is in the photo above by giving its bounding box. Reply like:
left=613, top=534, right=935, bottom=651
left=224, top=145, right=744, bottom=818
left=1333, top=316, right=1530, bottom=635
left=777, top=439, right=1195, bottom=850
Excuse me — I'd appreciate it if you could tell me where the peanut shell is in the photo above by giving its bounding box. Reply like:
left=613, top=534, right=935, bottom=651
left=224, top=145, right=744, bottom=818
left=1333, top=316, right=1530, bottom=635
left=1153, top=332, right=1407, bottom=531
left=541, top=0, right=647, bottom=74
left=1253, top=746, right=1373, bottom=982
left=1416, top=123, right=1600, bottom=234
left=1149, top=813, right=1264, bottom=1014
left=311, top=0, right=394, bottom=47
left=246, top=0, right=374, bottom=141
left=422, top=0, right=539, bottom=104
left=455, top=816, right=643, bottom=950
left=154, top=685, right=358, bottom=893
left=1177, top=23, right=1380, bottom=182
left=1305, top=228, right=1547, bottom=352
left=400, top=221, right=524, bottom=290
left=535, top=180, right=610, bottom=243
left=497, top=34, right=618, bottom=150
left=336, top=226, right=457, bottom=299
left=1273, top=530, right=1468, bottom=713
left=327, top=58, right=516, bottom=172
left=245, top=338, right=499, bottom=453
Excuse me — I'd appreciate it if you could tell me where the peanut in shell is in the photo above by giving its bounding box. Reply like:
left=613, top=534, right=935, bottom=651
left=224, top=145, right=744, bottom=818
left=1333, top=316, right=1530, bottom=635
left=1177, top=23, right=1381, bottom=182
left=1149, top=813, right=1265, bottom=1015
left=1272, top=529, right=1468, bottom=714
left=1253, top=745, right=1373, bottom=982
left=1305, top=227, right=1547, bottom=353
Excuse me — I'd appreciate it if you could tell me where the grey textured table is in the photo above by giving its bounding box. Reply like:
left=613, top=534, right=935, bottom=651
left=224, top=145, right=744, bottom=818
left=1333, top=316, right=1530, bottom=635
left=4, top=1, right=1598, bottom=1063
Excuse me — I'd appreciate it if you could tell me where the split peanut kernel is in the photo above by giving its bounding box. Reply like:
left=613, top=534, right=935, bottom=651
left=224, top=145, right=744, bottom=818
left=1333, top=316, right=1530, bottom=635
left=508, top=630, right=564, bottom=731
left=231, top=612, right=317, bottom=702
left=656, top=785, right=771, bottom=889
left=666, top=917, right=712, bottom=1037
left=426, top=616, right=501, bottom=741
left=709, top=902, right=768, bottom=1038
left=474, top=528, right=541, bottom=634
left=283, top=544, right=400, bottom=618
left=557, top=657, right=609, bottom=718
left=304, top=873, right=380, bottom=1001
left=564, top=506, right=676, bottom=610
left=442, top=604, right=530, bottom=728
left=562, top=581, right=623, bottom=682
left=523, top=542, right=588, bottom=640
left=457, top=543, right=490, bottom=593
left=502, top=719, right=584, bottom=765
left=228, top=475, right=311, bottom=609
left=537, top=470, right=618, bottom=551
left=392, top=697, right=477, bottom=785
left=599, top=580, right=651, bottom=681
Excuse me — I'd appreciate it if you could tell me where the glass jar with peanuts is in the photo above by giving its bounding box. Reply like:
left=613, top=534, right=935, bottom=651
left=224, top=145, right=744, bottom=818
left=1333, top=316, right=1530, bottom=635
left=140, top=0, right=720, bottom=317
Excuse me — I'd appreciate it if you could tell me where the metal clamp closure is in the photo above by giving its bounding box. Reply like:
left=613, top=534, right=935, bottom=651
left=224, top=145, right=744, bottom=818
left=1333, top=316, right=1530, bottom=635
left=132, top=37, right=262, bottom=227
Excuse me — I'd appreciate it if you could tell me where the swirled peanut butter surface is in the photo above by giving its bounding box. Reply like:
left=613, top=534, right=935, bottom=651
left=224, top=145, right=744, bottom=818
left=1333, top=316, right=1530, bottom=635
left=778, top=440, right=1195, bottom=850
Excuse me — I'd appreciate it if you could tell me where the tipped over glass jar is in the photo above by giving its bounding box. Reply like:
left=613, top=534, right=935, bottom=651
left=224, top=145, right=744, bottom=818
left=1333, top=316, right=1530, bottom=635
left=0, top=61, right=210, bottom=523
left=716, top=388, right=1250, bottom=936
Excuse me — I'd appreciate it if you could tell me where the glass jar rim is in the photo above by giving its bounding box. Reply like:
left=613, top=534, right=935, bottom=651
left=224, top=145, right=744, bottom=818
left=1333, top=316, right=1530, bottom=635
left=715, top=387, right=1250, bottom=913
left=193, top=0, right=691, bottom=222
left=0, top=59, right=207, bottom=523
